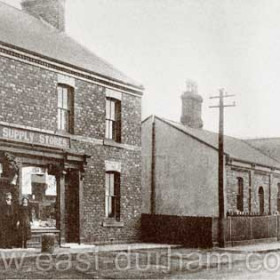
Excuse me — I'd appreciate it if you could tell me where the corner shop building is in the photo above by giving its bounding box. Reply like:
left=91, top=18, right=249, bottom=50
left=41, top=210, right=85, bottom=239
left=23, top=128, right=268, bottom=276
left=0, top=0, right=143, bottom=247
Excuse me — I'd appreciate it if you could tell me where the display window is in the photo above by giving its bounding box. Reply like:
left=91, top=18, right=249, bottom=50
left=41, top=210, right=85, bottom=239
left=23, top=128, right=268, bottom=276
left=21, top=167, right=57, bottom=229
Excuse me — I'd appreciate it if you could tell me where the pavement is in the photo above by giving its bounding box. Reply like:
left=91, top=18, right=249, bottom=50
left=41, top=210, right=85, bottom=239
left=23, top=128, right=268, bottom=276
left=217, top=241, right=280, bottom=254
left=0, top=241, right=280, bottom=267
left=0, top=242, right=280, bottom=278
left=0, top=242, right=181, bottom=260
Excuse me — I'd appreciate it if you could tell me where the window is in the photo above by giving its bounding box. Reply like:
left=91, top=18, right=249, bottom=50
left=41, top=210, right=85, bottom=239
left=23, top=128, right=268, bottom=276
left=277, top=183, right=280, bottom=212
left=57, top=85, right=74, bottom=133
left=105, top=98, right=121, bottom=142
left=259, top=187, right=264, bottom=215
left=21, top=166, right=57, bottom=229
left=237, top=177, right=244, bottom=212
left=105, top=172, right=120, bottom=220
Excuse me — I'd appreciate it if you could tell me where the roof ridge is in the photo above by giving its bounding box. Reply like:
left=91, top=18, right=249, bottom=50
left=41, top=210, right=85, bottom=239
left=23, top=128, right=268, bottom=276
left=0, top=1, right=22, bottom=12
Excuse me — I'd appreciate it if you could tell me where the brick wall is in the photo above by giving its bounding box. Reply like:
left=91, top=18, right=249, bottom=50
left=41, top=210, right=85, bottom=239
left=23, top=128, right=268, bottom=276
left=252, top=172, right=270, bottom=214
left=226, top=166, right=280, bottom=215
left=271, top=174, right=280, bottom=214
left=0, top=54, right=142, bottom=243
left=79, top=143, right=142, bottom=243
left=226, top=167, right=250, bottom=213
left=0, top=56, right=57, bottom=130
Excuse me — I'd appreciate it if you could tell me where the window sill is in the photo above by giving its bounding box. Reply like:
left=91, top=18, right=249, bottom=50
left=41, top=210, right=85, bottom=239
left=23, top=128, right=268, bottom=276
left=102, top=219, right=124, bottom=228
left=56, top=130, right=73, bottom=136
left=103, top=139, right=123, bottom=149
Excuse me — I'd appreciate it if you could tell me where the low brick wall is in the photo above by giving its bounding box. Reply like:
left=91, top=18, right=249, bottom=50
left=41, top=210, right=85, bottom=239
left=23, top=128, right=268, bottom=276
left=141, top=214, right=213, bottom=248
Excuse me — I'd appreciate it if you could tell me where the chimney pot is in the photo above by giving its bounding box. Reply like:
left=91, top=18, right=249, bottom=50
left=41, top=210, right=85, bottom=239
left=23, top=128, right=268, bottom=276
left=180, top=79, right=203, bottom=129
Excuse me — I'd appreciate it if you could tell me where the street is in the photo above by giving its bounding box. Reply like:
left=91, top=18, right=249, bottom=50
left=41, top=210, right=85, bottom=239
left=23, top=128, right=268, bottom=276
left=0, top=247, right=280, bottom=279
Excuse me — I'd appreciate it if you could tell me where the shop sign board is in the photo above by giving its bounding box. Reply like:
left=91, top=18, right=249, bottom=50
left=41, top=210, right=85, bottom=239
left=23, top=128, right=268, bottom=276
left=0, top=124, right=70, bottom=149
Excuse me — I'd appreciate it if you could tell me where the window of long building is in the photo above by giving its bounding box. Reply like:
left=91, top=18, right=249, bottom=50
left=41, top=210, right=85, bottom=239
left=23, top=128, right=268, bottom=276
left=57, top=85, right=74, bottom=133
left=259, top=187, right=264, bottom=215
left=105, top=98, right=121, bottom=142
left=237, top=177, right=244, bottom=212
left=105, top=172, right=120, bottom=220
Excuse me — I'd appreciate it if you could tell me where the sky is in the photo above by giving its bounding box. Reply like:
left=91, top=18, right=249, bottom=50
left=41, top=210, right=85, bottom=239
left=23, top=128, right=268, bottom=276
left=3, top=0, right=280, bottom=138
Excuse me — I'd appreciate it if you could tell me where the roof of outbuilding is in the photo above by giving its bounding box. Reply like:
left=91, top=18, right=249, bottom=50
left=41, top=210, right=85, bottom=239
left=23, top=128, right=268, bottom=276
left=246, top=138, right=280, bottom=163
left=149, top=116, right=280, bottom=169
left=0, top=1, right=142, bottom=89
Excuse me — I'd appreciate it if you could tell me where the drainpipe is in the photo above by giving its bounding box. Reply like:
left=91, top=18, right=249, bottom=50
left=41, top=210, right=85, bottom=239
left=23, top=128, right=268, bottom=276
left=151, top=116, right=156, bottom=215
left=269, top=173, right=273, bottom=215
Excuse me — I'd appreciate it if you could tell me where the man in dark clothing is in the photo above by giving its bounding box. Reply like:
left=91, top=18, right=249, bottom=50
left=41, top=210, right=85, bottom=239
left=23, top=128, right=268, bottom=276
left=1, top=192, right=17, bottom=248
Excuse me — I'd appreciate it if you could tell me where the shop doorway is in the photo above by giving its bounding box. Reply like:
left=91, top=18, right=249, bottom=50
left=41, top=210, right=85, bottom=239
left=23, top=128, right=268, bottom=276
left=65, top=171, right=80, bottom=243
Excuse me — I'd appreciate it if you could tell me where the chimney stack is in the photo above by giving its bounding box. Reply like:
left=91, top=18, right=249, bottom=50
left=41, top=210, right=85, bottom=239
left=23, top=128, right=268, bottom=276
left=21, top=0, right=65, bottom=32
left=180, top=80, right=203, bottom=129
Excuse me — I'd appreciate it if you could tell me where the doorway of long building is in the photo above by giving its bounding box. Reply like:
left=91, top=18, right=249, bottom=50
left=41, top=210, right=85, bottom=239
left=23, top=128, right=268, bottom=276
left=65, top=170, right=80, bottom=243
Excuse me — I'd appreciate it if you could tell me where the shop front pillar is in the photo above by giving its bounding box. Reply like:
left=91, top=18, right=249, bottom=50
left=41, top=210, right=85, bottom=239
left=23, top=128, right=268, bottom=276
left=79, top=170, right=85, bottom=244
left=57, top=169, right=66, bottom=245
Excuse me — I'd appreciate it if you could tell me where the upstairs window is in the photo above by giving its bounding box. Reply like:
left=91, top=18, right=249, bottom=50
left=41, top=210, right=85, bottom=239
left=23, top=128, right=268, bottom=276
left=237, top=177, right=244, bottom=212
left=105, top=98, right=121, bottom=142
left=57, top=85, right=74, bottom=133
left=105, top=172, right=120, bottom=220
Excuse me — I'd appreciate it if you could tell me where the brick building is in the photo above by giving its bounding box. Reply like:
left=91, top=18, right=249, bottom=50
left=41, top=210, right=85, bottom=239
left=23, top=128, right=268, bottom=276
left=0, top=0, right=143, bottom=246
left=142, top=81, right=280, bottom=245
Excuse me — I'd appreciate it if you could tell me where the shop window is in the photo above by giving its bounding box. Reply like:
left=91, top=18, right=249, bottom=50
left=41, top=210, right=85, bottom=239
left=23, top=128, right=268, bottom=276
left=105, top=172, right=120, bottom=220
left=21, top=167, right=57, bottom=229
left=57, top=85, right=74, bottom=133
left=259, top=187, right=264, bottom=215
left=237, top=177, right=244, bottom=212
left=105, top=98, right=121, bottom=142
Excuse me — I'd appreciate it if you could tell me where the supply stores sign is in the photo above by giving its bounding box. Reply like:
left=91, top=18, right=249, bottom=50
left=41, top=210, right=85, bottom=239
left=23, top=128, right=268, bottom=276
left=0, top=124, right=70, bottom=149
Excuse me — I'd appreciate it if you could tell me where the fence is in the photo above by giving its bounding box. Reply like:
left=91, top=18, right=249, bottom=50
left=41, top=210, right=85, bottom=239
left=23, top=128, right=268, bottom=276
left=141, top=214, right=280, bottom=248
left=225, top=215, right=280, bottom=244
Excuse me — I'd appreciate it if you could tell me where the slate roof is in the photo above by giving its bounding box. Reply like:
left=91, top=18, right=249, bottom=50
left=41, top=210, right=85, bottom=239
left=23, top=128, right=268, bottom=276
left=246, top=138, right=280, bottom=163
left=0, top=1, right=142, bottom=89
left=154, top=116, right=280, bottom=169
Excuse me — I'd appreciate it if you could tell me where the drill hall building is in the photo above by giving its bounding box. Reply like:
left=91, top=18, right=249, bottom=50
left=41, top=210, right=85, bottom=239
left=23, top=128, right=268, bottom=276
left=0, top=0, right=143, bottom=247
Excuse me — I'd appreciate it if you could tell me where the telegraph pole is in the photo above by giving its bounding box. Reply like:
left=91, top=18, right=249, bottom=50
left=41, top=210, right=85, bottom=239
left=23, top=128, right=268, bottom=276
left=209, top=89, right=235, bottom=248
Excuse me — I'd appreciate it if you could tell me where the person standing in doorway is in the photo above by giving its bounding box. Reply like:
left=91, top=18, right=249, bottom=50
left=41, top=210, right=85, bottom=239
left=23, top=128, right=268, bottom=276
left=17, top=197, right=32, bottom=248
left=2, top=192, right=17, bottom=248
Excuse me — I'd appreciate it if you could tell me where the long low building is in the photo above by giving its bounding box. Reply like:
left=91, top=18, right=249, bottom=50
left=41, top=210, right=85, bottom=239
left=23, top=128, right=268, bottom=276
left=142, top=81, right=280, bottom=246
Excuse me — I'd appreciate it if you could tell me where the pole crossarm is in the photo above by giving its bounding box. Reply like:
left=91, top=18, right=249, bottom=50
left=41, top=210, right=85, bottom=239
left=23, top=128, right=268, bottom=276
left=209, top=94, right=235, bottom=99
